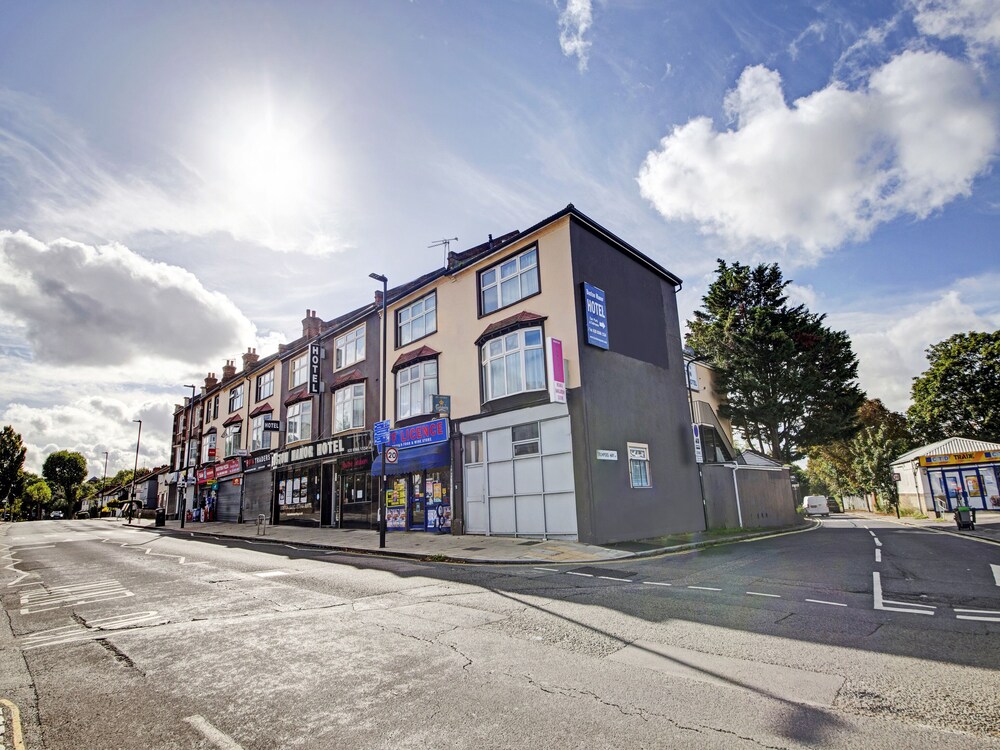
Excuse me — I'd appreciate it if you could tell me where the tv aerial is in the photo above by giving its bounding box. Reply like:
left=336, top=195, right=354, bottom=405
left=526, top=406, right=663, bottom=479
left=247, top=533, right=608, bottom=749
left=429, top=237, right=458, bottom=267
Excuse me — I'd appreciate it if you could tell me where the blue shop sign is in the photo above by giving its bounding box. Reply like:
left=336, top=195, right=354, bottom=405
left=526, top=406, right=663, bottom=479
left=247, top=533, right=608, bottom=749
left=388, top=418, right=449, bottom=449
left=373, top=419, right=391, bottom=446
left=583, top=283, right=609, bottom=350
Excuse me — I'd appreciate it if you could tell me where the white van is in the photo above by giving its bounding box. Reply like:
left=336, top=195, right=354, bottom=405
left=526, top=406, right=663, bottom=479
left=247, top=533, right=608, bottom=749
left=803, top=495, right=830, bottom=517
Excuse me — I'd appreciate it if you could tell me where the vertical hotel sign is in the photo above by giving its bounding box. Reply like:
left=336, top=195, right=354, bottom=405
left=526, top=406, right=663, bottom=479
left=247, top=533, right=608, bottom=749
left=308, top=343, right=321, bottom=394
left=547, top=337, right=566, bottom=404
left=583, top=283, right=609, bottom=350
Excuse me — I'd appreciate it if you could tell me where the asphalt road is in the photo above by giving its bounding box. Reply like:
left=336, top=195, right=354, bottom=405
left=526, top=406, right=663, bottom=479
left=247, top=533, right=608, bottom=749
left=1, top=513, right=998, bottom=749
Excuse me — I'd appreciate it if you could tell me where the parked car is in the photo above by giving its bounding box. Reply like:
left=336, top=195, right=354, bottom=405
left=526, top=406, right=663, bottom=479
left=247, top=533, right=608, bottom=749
left=826, top=498, right=842, bottom=513
left=75, top=510, right=90, bottom=519
left=50, top=510, right=64, bottom=519
left=803, top=495, right=830, bottom=517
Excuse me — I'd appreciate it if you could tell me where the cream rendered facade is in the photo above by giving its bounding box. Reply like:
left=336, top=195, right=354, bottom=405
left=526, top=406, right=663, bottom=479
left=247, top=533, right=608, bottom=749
left=384, top=216, right=581, bottom=422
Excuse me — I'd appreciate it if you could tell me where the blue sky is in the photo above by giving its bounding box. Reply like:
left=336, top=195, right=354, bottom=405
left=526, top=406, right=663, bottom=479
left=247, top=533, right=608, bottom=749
left=1, top=0, right=998, bottom=474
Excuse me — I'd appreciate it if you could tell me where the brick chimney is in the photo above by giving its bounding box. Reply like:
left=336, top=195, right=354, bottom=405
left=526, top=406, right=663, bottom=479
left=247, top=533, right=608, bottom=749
left=302, top=309, right=322, bottom=339
left=204, top=372, right=218, bottom=390
left=241, top=347, right=259, bottom=371
left=374, top=290, right=383, bottom=307
left=221, top=360, right=236, bottom=381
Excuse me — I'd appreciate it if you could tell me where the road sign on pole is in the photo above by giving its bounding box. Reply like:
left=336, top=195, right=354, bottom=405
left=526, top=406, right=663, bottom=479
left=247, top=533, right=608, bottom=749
left=373, top=419, right=391, bottom=446
left=385, top=447, right=399, bottom=464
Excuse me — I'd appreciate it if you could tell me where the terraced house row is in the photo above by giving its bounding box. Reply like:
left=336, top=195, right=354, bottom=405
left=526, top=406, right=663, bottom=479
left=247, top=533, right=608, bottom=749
left=166, top=205, right=708, bottom=545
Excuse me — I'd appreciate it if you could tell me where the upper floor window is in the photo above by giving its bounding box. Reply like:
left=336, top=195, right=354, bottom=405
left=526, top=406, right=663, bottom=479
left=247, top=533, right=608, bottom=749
left=481, top=327, right=545, bottom=401
left=480, top=247, right=539, bottom=315
left=335, top=324, right=366, bottom=369
left=202, top=433, right=217, bottom=463
left=229, top=384, right=244, bottom=413
left=397, top=292, right=436, bottom=346
left=223, top=424, right=241, bottom=457
left=256, top=369, right=274, bottom=401
left=397, top=360, right=437, bottom=420
left=291, top=354, right=308, bottom=388
left=286, top=401, right=312, bottom=445
left=251, top=413, right=272, bottom=452
left=213, top=395, right=219, bottom=420
left=334, top=384, right=365, bottom=433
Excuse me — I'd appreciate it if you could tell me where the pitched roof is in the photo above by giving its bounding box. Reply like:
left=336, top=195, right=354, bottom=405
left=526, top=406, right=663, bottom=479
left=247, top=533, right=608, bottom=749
left=331, top=367, right=366, bottom=389
left=893, top=437, right=1000, bottom=464
left=392, top=346, right=440, bottom=372
left=475, top=312, right=546, bottom=346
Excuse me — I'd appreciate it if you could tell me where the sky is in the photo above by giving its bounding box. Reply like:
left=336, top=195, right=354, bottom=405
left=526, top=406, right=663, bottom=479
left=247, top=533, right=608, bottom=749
left=1, top=0, right=999, bottom=476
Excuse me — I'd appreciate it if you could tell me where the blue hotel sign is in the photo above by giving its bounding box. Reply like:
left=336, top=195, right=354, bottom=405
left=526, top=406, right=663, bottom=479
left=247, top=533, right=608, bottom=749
left=388, top=418, right=449, bottom=449
left=583, top=283, right=609, bottom=350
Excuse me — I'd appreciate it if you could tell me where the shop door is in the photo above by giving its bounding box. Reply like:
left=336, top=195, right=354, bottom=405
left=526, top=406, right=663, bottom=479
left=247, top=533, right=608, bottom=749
left=985, top=467, right=1000, bottom=510
left=942, top=471, right=965, bottom=511
left=960, top=468, right=987, bottom=510
left=408, top=471, right=426, bottom=530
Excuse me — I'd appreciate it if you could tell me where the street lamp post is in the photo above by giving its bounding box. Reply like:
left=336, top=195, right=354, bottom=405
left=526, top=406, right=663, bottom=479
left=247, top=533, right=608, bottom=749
left=180, top=384, right=196, bottom=529
left=369, top=272, right=388, bottom=549
left=129, top=419, right=142, bottom=523
left=100, top=451, right=108, bottom=516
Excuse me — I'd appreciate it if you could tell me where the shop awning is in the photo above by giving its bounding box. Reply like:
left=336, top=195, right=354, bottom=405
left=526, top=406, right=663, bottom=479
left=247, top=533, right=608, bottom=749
left=371, top=442, right=450, bottom=476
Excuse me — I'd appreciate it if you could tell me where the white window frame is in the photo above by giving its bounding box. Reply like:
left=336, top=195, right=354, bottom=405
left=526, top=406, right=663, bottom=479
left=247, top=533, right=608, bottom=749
left=256, top=369, right=274, bottom=400
left=334, top=384, right=366, bottom=433
left=224, top=424, right=241, bottom=457
left=202, top=433, right=217, bottom=463
left=335, top=324, right=366, bottom=370
left=397, top=292, right=437, bottom=346
left=251, top=413, right=273, bottom=452
left=480, top=246, right=539, bottom=315
left=628, top=442, right=651, bottom=489
left=481, top=327, right=546, bottom=402
left=286, top=401, right=312, bottom=445
left=229, top=384, right=244, bottom=413
left=396, top=360, right=438, bottom=421
left=291, top=354, right=308, bottom=388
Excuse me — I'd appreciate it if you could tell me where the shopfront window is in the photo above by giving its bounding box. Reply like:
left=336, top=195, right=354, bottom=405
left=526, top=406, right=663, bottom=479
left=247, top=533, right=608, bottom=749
left=276, top=465, right=321, bottom=523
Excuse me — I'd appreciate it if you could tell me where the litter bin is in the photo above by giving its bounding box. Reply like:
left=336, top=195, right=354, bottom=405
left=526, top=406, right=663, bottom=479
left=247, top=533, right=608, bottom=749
left=954, top=506, right=975, bottom=531
left=155, top=507, right=166, bottom=528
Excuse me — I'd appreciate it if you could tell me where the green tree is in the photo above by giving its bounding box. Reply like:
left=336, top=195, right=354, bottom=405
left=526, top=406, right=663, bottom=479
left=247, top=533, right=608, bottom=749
left=852, top=423, right=909, bottom=516
left=22, top=477, right=52, bottom=520
left=0, top=425, right=26, bottom=512
left=688, top=260, right=866, bottom=463
left=42, top=450, right=88, bottom=513
left=907, top=331, right=1000, bottom=443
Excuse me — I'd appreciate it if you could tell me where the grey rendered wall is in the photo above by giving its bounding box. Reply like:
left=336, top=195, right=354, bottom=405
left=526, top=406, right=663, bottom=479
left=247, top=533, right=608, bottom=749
left=701, top=464, right=798, bottom=529
left=568, top=219, right=704, bottom=544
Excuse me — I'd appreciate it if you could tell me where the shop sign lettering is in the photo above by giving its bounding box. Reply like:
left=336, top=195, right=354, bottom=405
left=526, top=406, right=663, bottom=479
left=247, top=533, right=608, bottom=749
left=271, top=431, right=373, bottom=468
left=387, top=418, right=449, bottom=449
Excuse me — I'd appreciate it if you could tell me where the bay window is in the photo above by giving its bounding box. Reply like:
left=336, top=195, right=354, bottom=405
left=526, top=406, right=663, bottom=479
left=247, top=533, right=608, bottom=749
left=223, top=424, right=241, bottom=457
left=286, top=401, right=312, bottom=444
left=334, top=384, right=365, bottom=433
left=481, top=327, right=545, bottom=401
left=202, top=433, right=217, bottom=463
left=396, top=360, right=437, bottom=420
left=251, top=413, right=272, bottom=451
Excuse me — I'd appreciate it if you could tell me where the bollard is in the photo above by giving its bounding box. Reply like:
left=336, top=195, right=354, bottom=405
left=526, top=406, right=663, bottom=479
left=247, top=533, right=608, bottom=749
left=256, top=514, right=266, bottom=536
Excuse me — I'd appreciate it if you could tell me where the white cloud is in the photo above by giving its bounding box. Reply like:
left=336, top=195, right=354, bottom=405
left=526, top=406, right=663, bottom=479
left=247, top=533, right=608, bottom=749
left=4, top=395, right=175, bottom=477
left=557, top=0, right=593, bottom=72
left=788, top=21, right=827, bottom=61
left=832, top=278, right=1000, bottom=411
left=0, top=89, right=345, bottom=254
left=0, top=231, right=255, bottom=367
left=912, top=0, right=1000, bottom=55
left=637, top=50, right=998, bottom=261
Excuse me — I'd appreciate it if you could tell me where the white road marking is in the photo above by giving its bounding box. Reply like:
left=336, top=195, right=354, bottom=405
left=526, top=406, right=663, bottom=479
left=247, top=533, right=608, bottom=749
left=688, top=586, right=722, bottom=591
left=873, top=572, right=934, bottom=616
left=875, top=549, right=882, bottom=562
left=642, top=581, right=673, bottom=587
left=532, top=567, right=559, bottom=572
left=598, top=576, right=633, bottom=582
left=20, top=611, right=166, bottom=649
left=956, top=615, right=1000, bottom=622
left=992, top=564, right=1000, bottom=587
left=954, top=608, right=1000, bottom=615
left=868, top=531, right=876, bottom=537
left=9, top=545, right=56, bottom=551
left=874, top=539, right=882, bottom=547
left=19, top=580, right=133, bottom=614
left=566, top=571, right=593, bottom=577
left=746, top=592, right=780, bottom=598
left=253, top=571, right=288, bottom=578
left=806, top=599, right=847, bottom=607
left=183, top=715, right=246, bottom=750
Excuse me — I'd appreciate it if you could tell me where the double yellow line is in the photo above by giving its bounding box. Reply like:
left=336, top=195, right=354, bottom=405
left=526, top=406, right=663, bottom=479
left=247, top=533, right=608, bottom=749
left=0, top=698, right=26, bottom=750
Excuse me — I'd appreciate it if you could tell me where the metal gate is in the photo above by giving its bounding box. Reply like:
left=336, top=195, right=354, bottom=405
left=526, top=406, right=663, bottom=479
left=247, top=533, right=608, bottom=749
left=216, top=481, right=242, bottom=522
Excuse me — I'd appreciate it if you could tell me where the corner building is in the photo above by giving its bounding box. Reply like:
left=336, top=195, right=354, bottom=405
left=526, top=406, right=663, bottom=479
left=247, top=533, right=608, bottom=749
left=376, top=205, right=704, bottom=545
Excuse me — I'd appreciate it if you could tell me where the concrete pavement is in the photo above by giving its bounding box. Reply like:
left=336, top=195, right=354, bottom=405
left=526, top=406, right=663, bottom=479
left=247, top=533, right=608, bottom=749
left=112, top=515, right=815, bottom=564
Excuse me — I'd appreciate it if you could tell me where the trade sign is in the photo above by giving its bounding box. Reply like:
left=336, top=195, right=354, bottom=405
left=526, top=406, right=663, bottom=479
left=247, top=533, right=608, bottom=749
left=387, top=418, right=449, bottom=449
left=263, top=420, right=281, bottom=432
left=583, top=283, right=609, bottom=350
left=385, top=447, right=399, bottom=464
left=547, top=337, right=566, bottom=403
left=692, top=424, right=704, bottom=464
left=431, top=395, right=451, bottom=417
